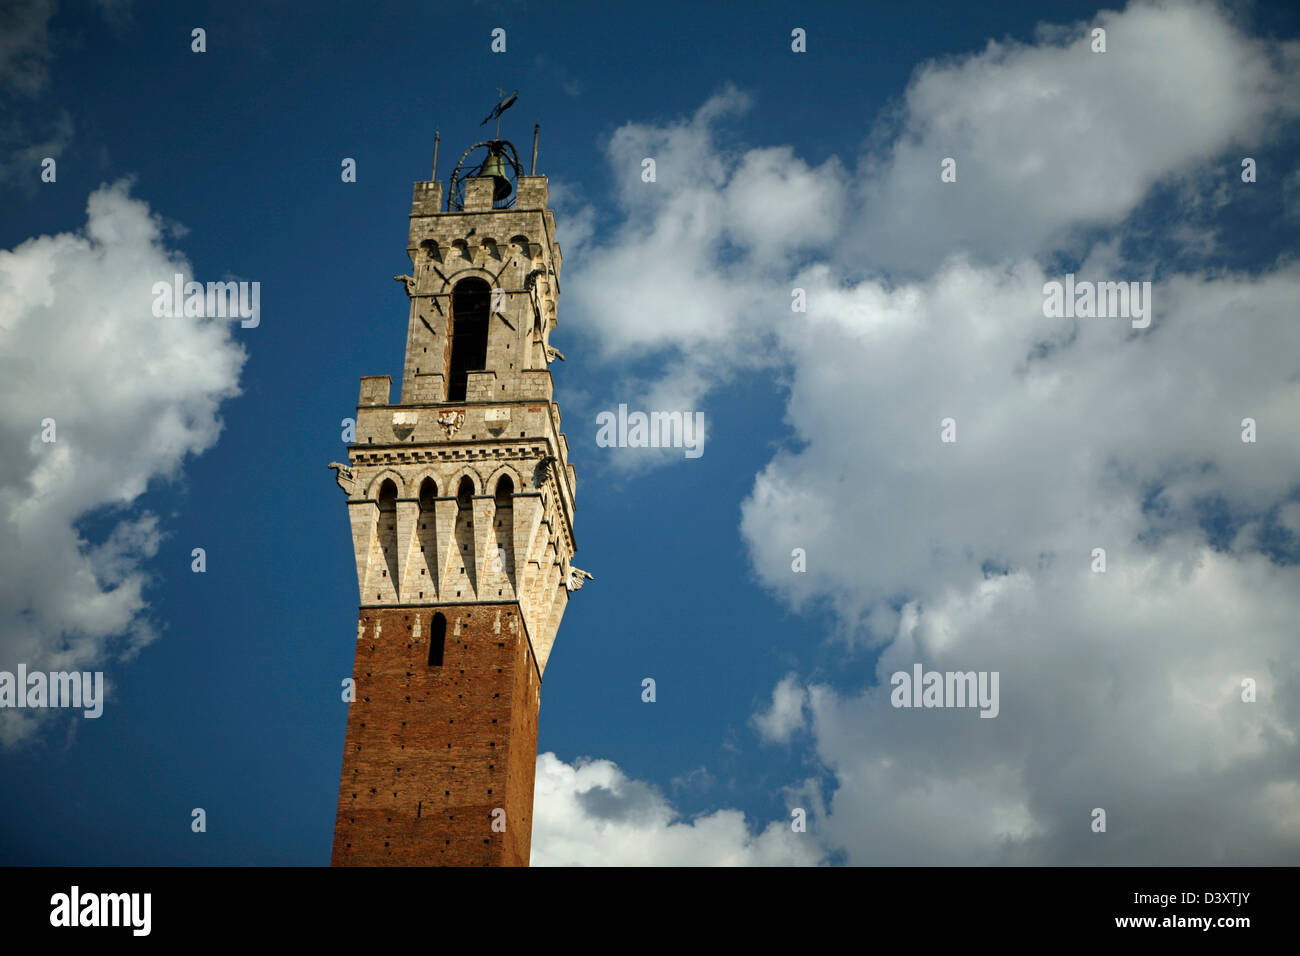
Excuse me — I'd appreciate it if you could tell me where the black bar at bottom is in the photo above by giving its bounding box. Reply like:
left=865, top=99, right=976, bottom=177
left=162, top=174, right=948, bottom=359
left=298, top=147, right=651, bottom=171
left=0, top=866, right=1286, bottom=942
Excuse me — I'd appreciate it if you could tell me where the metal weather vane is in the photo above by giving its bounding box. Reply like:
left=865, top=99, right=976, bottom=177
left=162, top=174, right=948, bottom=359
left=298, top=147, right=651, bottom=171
left=481, top=87, right=518, bottom=139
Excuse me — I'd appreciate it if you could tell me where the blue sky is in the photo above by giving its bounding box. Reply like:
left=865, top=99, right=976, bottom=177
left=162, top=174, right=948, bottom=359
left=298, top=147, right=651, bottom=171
left=2, top=0, right=1299, bottom=866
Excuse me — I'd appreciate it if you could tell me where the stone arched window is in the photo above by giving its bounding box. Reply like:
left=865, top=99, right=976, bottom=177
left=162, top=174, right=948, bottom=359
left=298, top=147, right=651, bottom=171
left=494, top=474, right=514, bottom=506
left=447, top=278, right=490, bottom=401
left=456, top=476, right=474, bottom=509
left=418, top=477, right=437, bottom=512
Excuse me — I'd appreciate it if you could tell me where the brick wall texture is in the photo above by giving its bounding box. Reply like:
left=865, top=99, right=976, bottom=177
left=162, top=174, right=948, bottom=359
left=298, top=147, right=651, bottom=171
left=331, top=604, right=540, bottom=866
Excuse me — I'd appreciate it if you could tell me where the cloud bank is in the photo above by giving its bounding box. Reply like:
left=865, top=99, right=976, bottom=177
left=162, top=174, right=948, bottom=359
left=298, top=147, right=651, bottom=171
left=538, top=0, right=1300, bottom=863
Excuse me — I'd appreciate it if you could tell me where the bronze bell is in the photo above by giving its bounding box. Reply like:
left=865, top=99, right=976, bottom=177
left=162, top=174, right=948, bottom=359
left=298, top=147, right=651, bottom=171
left=481, top=150, right=512, bottom=201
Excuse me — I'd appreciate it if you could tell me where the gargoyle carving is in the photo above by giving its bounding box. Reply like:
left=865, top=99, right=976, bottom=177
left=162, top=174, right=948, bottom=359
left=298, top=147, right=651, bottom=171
left=534, top=454, right=558, bottom=487
left=328, top=462, right=356, bottom=494
left=394, top=274, right=417, bottom=296
left=564, top=564, right=593, bottom=592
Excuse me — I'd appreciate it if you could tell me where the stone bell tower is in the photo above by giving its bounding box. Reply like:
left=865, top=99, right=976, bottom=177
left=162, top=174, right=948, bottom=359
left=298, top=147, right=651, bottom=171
left=329, top=118, right=585, bottom=866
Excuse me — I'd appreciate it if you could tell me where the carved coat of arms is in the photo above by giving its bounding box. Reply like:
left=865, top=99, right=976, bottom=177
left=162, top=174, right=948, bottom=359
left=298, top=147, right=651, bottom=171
left=436, top=409, right=466, bottom=438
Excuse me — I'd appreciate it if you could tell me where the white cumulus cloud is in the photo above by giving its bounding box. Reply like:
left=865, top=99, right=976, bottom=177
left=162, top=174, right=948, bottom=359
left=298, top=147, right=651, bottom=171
left=531, top=752, right=821, bottom=866
left=562, top=0, right=1300, bottom=863
left=752, top=672, right=809, bottom=744
left=0, top=181, right=245, bottom=746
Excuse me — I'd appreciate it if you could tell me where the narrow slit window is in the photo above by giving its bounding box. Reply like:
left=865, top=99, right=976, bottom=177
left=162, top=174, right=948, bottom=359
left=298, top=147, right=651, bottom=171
left=428, top=612, right=446, bottom=667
